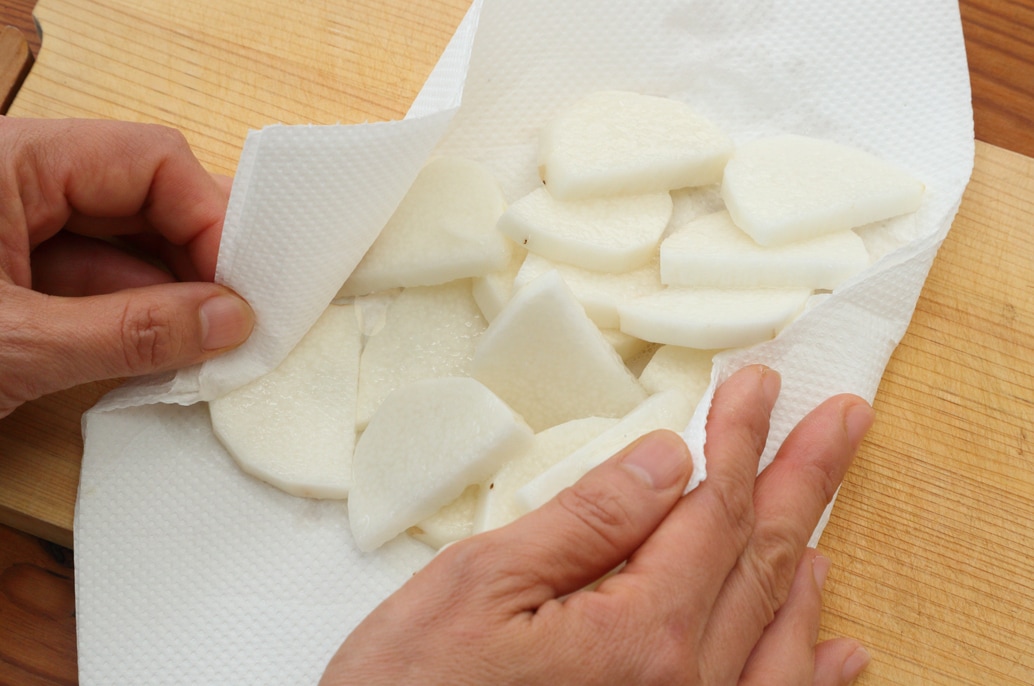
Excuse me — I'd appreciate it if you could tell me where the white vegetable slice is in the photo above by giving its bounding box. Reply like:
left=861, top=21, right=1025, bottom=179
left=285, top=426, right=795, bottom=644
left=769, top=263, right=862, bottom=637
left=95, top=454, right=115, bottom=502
left=210, top=304, right=360, bottom=499
left=412, top=485, right=481, bottom=550
left=356, top=280, right=486, bottom=431
left=472, top=245, right=526, bottom=322
left=514, top=252, right=662, bottom=329
left=516, top=390, right=694, bottom=513
left=722, top=134, right=925, bottom=246
left=496, top=187, right=672, bottom=273
left=474, top=417, right=619, bottom=534
left=601, top=328, right=651, bottom=362
left=339, top=156, right=510, bottom=296
left=471, top=270, right=647, bottom=431
left=638, top=346, right=716, bottom=405
left=660, top=210, right=870, bottom=290
left=539, top=90, right=734, bottom=200
left=618, top=287, right=811, bottom=349
left=349, top=377, right=533, bottom=552
left=853, top=213, right=918, bottom=263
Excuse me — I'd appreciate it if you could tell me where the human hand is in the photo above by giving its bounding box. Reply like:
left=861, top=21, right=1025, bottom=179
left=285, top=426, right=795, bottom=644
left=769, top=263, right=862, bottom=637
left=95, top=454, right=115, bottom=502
left=320, top=365, right=874, bottom=685
left=0, top=117, right=254, bottom=417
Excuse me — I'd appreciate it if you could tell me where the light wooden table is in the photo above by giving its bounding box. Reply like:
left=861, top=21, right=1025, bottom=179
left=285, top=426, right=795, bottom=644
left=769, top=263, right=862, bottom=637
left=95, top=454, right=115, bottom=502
left=0, top=1, right=1032, bottom=684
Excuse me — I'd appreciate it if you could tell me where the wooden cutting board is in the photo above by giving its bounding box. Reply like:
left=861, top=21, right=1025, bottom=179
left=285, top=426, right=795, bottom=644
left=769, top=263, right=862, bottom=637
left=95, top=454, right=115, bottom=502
left=1, top=1, right=1033, bottom=684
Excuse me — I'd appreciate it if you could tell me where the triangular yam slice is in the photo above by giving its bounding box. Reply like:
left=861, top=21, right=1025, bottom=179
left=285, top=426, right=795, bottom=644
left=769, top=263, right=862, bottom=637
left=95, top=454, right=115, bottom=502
left=514, top=252, right=662, bottom=329
left=660, top=210, right=869, bottom=290
left=210, top=304, right=361, bottom=499
left=471, top=270, right=647, bottom=432
left=539, top=91, right=734, bottom=200
left=474, top=416, right=619, bottom=534
left=618, top=287, right=811, bottom=349
left=472, top=245, right=526, bottom=322
left=348, top=377, right=533, bottom=552
left=356, top=280, right=486, bottom=430
left=516, top=390, right=694, bottom=512
left=339, top=156, right=510, bottom=296
left=497, top=187, right=672, bottom=273
left=722, top=134, right=924, bottom=246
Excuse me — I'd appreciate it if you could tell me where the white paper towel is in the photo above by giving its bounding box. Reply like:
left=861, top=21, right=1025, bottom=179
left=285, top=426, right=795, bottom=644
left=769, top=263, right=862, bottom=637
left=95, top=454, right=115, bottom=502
left=75, top=1, right=974, bottom=683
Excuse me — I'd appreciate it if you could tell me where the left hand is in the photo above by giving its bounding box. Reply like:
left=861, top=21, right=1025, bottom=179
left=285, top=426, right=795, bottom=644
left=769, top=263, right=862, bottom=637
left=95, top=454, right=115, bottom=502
left=0, top=117, right=254, bottom=417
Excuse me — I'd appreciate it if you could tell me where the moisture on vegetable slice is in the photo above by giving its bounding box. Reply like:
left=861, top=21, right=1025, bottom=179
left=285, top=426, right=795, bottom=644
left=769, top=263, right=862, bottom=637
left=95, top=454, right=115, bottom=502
left=339, top=156, right=512, bottom=296
left=471, top=270, right=647, bottom=432
left=539, top=90, right=734, bottom=200
left=722, top=134, right=924, bottom=246
left=349, top=377, right=533, bottom=552
left=210, top=304, right=361, bottom=499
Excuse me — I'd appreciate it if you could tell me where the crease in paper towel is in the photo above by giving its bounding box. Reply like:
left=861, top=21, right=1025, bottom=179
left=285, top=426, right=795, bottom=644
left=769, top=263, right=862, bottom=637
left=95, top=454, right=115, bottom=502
left=76, top=1, right=975, bottom=684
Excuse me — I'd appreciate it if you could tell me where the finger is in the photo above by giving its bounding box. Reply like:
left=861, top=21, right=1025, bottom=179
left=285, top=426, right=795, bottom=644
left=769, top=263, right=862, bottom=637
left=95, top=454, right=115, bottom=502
left=700, top=394, right=874, bottom=681
left=472, top=429, right=693, bottom=608
left=615, top=365, right=780, bottom=623
left=11, top=118, right=227, bottom=280
left=813, top=639, right=871, bottom=685
left=30, top=233, right=176, bottom=296
left=738, top=549, right=827, bottom=685
left=0, top=281, right=253, bottom=410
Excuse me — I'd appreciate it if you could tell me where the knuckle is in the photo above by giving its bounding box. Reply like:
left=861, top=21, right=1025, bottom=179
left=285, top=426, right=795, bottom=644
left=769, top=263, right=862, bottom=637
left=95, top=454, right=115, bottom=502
left=705, top=469, right=757, bottom=549
left=554, top=481, right=631, bottom=551
left=119, top=300, right=177, bottom=373
left=743, top=522, right=802, bottom=618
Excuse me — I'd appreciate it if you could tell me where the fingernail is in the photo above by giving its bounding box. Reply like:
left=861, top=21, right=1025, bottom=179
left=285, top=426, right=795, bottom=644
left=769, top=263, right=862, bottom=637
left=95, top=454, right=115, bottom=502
left=200, top=293, right=254, bottom=351
left=842, top=645, right=871, bottom=682
left=620, top=430, right=691, bottom=490
left=812, top=554, right=831, bottom=590
left=760, top=366, right=781, bottom=408
left=845, top=402, right=875, bottom=448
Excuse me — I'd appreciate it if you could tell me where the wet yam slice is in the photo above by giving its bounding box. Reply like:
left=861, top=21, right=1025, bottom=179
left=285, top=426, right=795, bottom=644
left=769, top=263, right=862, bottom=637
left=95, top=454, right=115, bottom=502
left=412, top=485, right=481, bottom=550
left=471, top=270, right=647, bottom=432
left=660, top=210, right=870, bottom=290
left=349, top=377, right=533, bottom=552
left=516, top=390, right=694, bottom=512
left=474, top=416, right=619, bottom=534
left=618, top=287, right=811, bottom=349
left=638, top=345, right=716, bottom=405
left=210, top=305, right=361, bottom=499
left=722, top=134, right=924, bottom=246
left=539, top=90, right=734, bottom=200
left=356, top=280, right=487, bottom=430
left=339, top=156, right=510, bottom=296
left=497, top=187, right=672, bottom=273
left=514, top=252, right=662, bottom=329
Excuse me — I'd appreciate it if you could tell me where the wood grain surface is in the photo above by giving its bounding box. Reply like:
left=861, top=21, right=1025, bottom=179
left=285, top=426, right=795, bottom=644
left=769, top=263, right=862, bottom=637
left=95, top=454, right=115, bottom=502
left=0, top=1, right=1032, bottom=684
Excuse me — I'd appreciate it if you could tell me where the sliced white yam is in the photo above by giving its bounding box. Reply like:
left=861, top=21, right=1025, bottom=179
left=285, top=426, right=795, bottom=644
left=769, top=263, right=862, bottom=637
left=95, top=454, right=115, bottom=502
left=660, top=210, right=869, bottom=290
left=638, top=346, right=716, bottom=405
left=539, top=91, right=734, bottom=200
left=514, top=252, right=662, bottom=328
left=339, top=156, right=510, bottom=296
left=497, top=187, right=672, bottom=273
left=722, top=134, right=925, bottom=246
left=516, top=390, right=694, bottom=513
left=411, top=484, right=481, bottom=550
left=471, top=270, right=647, bottom=432
left=626, top=343, right=661, bottom=378
left=472, top=245, right=526, bottom=322
left=210, top=305, right=360, bottom=499
left=349, top=377, right=533, bottom=552
left=356, top=280, right=486, bottom=431
left=669, top=184, right=726, bottom=230
left=352, top=288, right=401, bottom=338
left=618, top=287, right=811, bottom=349
left=601, top=328, right=651, bottom=362
left=475, top=417, right=618, bottom=534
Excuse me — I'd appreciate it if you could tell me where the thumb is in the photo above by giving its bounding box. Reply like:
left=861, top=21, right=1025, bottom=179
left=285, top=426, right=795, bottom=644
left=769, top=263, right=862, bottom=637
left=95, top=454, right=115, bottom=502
left=0, top=282, right=254, bottom=410
left=491, top=429, right=693, bottom=604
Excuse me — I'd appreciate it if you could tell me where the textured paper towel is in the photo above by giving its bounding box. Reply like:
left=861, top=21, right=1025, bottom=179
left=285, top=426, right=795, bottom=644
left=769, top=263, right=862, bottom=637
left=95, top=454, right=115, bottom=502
left=75, top=1, right=974, bottom=683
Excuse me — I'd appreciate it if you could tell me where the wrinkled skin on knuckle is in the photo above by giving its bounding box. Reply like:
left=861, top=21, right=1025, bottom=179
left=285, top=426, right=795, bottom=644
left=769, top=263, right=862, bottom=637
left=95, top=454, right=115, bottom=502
left=740, top=521, right=802, bottom=625
left=119, top=299, right=178, bottom=374
left=554, top=480, right=632, bottom=553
